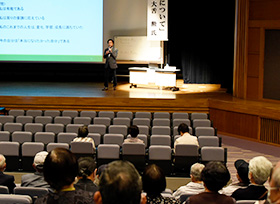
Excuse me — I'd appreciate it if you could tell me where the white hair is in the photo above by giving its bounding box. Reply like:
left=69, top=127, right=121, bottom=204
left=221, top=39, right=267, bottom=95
left=249, top=156, right=273, bottom=185
left=190, top=163, right=205, bottom=181
left=0, top=154, right=6, bottom=169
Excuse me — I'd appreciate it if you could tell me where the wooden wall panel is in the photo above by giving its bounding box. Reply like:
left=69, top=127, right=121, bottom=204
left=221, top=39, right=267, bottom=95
left=249, top=0, right=280, bottom=20
left=246, top=77, right=259, bottom=99
left=247, top=54, right=259, bottom=77
left=248, top=28, right=260, bottom=52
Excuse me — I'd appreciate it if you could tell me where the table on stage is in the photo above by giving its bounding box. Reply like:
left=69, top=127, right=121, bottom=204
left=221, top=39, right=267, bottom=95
left=128, top=67, right=181, bottom=91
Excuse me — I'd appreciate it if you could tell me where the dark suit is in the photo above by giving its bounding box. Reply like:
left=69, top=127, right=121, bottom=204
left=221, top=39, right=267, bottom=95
left=0, top=171, right=16, bottom=193
left=231, top=184, right=268, bottom=200
left=103, top=47, right=118, bottom=88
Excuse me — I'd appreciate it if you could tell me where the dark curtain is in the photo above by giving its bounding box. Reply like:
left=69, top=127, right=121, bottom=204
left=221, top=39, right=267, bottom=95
left=168, top=1, right=236, bottom=92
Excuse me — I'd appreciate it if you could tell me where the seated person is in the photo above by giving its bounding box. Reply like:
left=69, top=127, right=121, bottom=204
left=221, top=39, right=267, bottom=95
left=142, top=164, right=181, bottom=204
left=123, top=125, right=144, bottom=144
left=35, top=148, right=95, bottom=204
left=0, top=154, right=16, bottom=193
left=21, top=151, right=50, bottom=188
left=220, top=159, right=250, bottom=196
left=74, top=157, right=98, bottom=193
left=186, top=161, right=235, bottom=204
left=231, top=156, right=273, bottom=201
left=174, top=123, right=198, bottom=151
left=173, top=163, right=205, bottom=199
left=94, top=164, right=107, bottom=186
left=72, top=125, right=95, bottom=149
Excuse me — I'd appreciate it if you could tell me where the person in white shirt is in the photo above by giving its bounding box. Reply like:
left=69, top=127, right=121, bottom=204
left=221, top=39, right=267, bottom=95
left=72, top=125, right=95, bottom=149
left=123, top=125, right=144, bottom=144
left=172, top=163, right=205, bottom=199
left=174, top=123, right=198, bottom=151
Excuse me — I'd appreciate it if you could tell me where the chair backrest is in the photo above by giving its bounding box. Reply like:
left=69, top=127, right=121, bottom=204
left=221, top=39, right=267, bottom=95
left=24, top=123, right=43, bottom=134
left=0, top=131, right=10, bottom=141
left=9, top=109, right=25, bottom=117
left=200, top=147, right=225, bottom=162
left=135, top=112, right=152, bottom=119
left=34, top=116, right=53, bottom=125
left=34, top=132, right=55, bottom=144
left=44, top=110, right=61, bottom=117
left=152, top=119, right=170, bottom=127
left=87, top=133, right=101, bottom=146
left=195, top=127, right=215, bottom=136
left=175, top=144, right=199, bottom=156
left=191, top=113, right=208, bottom=120
left=172, top=112, right=189, bottom=119
left=103, top=134, right=124, bottom=146
left=138, top=125, right=150, bottom=136
left=66, top=124, right=83, bottom=133
left=94, top=117, right=111, bottom=127
left=179, top=193, right=197, bottom=203
left=172, top=119, right=191, bottom=127
left=122, top=143, right=145, bottom=155
left=0, top=115, right=14, bottom=124
left=236, top=200, right=258, bottom=204
left=16, top=116, right=33, bottom=125
left=21, top=142, right=44, bottom=156
left=70, top=141, right=95, bottom=154
left=54, top=116, right=72, bottom=126
left=108, top=125, right=128, bottom=136
left=198, top=136, right=219, bottom=147
left=46, top=143, right=69, bottom=152
left=62, top=110, right=79, bottom=118
left=0, top=141, right=19, bottom=156
left=73, top=117, right=92, bottom=125
left=88, top=124, right=107, bottom=135
left=153, top=112, right=170, bottom=119
left=12, top=131, right=32, bottom=144
left=150, top=135, right=171, bottom=146
left=192, top=119, right=211, bottom=128
left=97, top=144, right=120, bottom=159
left=26, top=110, right=43, bottom=117
left=14, top=186, right=49, bottom=202
left=98, top=111, right=115, bottom=119
left=113, top=117, right=131, bottom=127
left=4, top=123, right=23, bottom=133
left=0, top=194, right=32, bottom=204
left=0, top=185, right=9, bottom=194
left=116, top=111, right=133, bottom=120
left=133, top=118, right=151, bottom=127
left=149, top=145, right=172, bottom=160
left=152, top=126, right=170, bottom=136
left=80, top=111, right=97, bottom=119
left=45, top=123, right=64, bottom=135
left=57, top=132, right=78, bottom=144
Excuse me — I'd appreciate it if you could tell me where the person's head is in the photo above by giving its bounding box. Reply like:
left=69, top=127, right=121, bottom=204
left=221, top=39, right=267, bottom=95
left=77, top=157, right=97, bottom=182
left=107, top=39, right=114, bottom=47
left=249, top=156, right=273, bottom=185
left=128, top=125, right=139, bottom=138
left=78, top=125, right=88, bottom=138
left=0, top=154, right=6, bottom=171
left=94, top=164, right=108, bottom=186
left=190, top=163, right=205, bottom=182
left=33, top=151, right=48, bottom=173
left=268, top=164, right=280, bottom=203
left=178, top=123, right=189, bottom=135
left=234, top=159, right=250, bottom=185
left=94, top=160, right=144, bottom=204
left=142, top=164, right=166, bottom=196
left=43, top=148, right=78, bottom=192
left=201, top=161, right=230, bottom=192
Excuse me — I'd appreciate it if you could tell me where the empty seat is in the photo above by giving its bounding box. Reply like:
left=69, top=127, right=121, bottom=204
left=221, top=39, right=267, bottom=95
left=0, top=131, right=10, bottom=141
left=97, top=144, right=120, bottom=166
left=116, top=111, right=133, bottom=120
left=34, top=132, right=55, bottom=145
left=200, top=147, right=227, bottom=164
left=88, top=124, right=106, bottom=136
left=98, top=111, right=115, bottom=119
left=54, top=116, right=72, bottom=126
left=44, top=110, right=61, bottom=118
left=148, top=145, right=172, bottom=175
left=122, top=143, right=146, bottom=172
left=4, top=123, right=23, bottom=133
left=172, top=119, right=191, bottom=127
left=0, top=186, right=9, bottom=194
left=236, top=200, right=258, bottom=204
left=14, top=186, right=48, bottom=203
left=88, top=133, right=101, bottom=146
left=191, top=113, right=208, bottom=120
left=153, top=112, right=170, bottom=119
left=62, top=110, right=79, bottom=118
left=80, top=111, right=97, bottom=119
left=0, top=115, right=14, bottom=125
left=195, top=127, right=215, bottom=136
left=113, top=117, right=131, bottom=127
left=26, top=110, right=43, bottom=117
left=152, top=119, right=170, bottom=127
left=71, top=141, right=95, bottom=158
left=24, top=123, right=43, bottom=134
left=150, top=135, right=171, bottom=146
left=34, top=116, right=53, bottom=125
left=94, top=117, right=111, bottom=127
left=57, top=132, right=77, bottom=144
left=16, top=116, right=33, bottom=125
left=133, top=118, right=151, bottom=127
left=11, top=131, right=32, bottom=144
left=0, top=141, right=20, bottom=171
left=192, top=119, right=211, bottom=128
left=0, top=194, right=32, bottom=204
left=103, top=134, right=124, bottom=146
left=21, top=142, right=44, bottom=172
left=45, top=123, right=64, bottom=135
left=172, top=112, right=189, bottom=119
left=9, top=109, right=25, bottom=117
left=198, top=136, right=219, bottom=147
left=152, top=126, right=170, bottom=136
left=66, top=124, right=83, bottom=133
left=73, top=117, right=92, bottom=125
left=138, top=125, right=150, bottom=136
left=135, top=112, right=152, bottom=119
left=46, top=143, right=69, bottom=152
left=108, top=125, right=128, bottom=136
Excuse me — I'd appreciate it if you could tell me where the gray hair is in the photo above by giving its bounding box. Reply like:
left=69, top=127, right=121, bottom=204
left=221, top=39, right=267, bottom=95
left=249, top=156, right=273, bottom=185
left=190, top=163, right=205, bottom=181
left=0, top=154, right=6, bottom=169
left=272, top=167, right=280, bottom=187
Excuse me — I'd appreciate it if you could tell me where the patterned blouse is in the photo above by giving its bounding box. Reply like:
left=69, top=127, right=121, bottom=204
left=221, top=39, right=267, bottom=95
left=146, top=195, right=181, bottom=204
